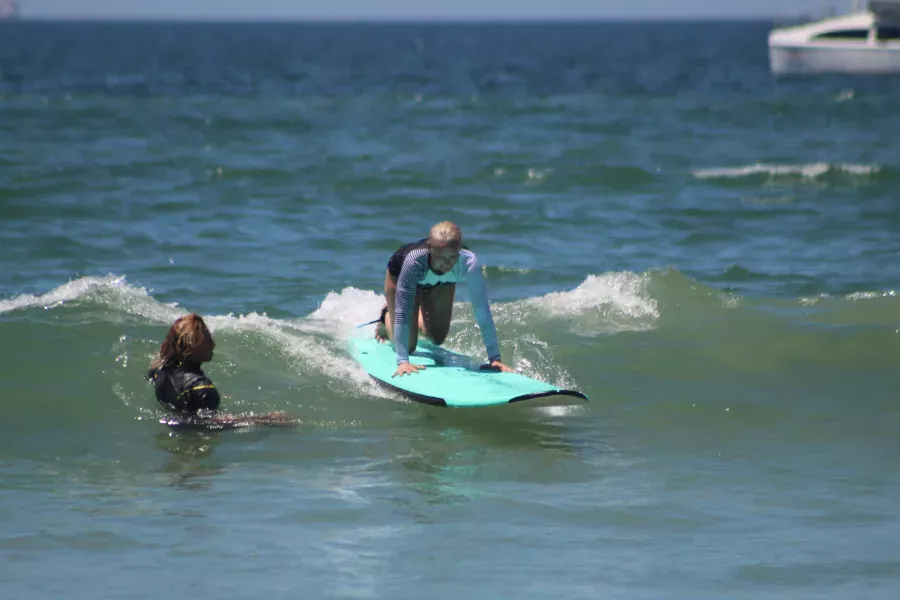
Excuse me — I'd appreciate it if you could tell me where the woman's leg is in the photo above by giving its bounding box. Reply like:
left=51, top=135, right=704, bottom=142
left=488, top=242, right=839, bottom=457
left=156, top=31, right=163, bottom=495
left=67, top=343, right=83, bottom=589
left=378, top=270, right=422, bottom=354
left=419, top=283, right=456, bottom=345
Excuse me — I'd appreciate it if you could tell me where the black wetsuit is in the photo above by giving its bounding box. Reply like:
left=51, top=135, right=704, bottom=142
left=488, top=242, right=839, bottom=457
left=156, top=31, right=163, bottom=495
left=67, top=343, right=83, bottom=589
left=147, top=362, right=220, bottom=416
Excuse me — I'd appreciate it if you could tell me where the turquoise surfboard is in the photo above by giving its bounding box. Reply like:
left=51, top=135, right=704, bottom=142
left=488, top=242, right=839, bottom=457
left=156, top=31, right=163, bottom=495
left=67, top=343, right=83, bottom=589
left=349, top=336, right=588, bottom=408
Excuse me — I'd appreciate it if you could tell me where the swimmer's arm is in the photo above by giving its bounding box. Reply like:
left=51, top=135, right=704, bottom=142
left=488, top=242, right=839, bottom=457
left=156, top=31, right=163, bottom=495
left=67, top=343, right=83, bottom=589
left=174, top=380, right=221, bottom=413
left=189, top=384, right=220, bottom=412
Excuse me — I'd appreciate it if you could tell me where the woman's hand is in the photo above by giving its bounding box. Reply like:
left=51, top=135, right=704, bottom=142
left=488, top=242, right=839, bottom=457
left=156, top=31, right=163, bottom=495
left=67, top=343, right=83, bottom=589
left=393, top=362, right=425, bottom=377
left=490, top=360, right=515, bottom=373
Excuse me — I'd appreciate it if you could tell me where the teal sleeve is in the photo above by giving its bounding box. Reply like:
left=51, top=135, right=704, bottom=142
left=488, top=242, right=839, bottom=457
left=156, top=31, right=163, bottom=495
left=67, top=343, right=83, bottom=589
left=464, top=253, right=501, bottom=363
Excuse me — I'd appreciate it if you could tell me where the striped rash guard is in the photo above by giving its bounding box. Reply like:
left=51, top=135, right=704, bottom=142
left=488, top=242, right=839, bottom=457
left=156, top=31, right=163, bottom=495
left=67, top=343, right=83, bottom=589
left=388, top=239, right=501, bottom=365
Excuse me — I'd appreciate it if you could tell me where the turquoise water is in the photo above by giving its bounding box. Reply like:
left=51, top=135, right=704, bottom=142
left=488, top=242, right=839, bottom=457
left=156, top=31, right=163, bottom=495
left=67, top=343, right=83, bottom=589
left=2, top=21, right=900, bottom=599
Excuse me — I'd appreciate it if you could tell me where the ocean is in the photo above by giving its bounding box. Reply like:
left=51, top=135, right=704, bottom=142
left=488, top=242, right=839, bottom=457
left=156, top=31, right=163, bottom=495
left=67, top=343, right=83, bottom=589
left=1, top=20, right=899, bottom=599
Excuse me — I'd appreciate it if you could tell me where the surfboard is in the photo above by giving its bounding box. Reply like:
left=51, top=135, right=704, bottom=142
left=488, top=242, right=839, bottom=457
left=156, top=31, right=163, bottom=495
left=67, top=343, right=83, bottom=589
left=349, top=335, right=588, bottom=408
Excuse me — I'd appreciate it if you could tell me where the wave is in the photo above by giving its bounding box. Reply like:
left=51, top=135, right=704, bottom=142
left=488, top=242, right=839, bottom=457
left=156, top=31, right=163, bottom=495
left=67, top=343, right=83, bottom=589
left=0, top=276, right=391, bottom=422
left=519, top=271, right=659, bottom=334
left=3, top=271, right=900, bottom=442
left=4, top=271, right=900, bottom=375
left=0, top=275, right=181, bottom=323
left=0, top=271, right=661, bottom=417
left=691, top=162, right=881, bottom=181
left=7, top=271, right=900, bottom=339
left=478, top=163, right=657, bottom=189
left=481, top=265, right=534, bottom=277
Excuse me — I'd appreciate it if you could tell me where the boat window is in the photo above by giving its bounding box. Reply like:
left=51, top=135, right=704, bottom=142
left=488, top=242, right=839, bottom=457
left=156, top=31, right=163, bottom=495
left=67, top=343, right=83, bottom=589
left=811, top=29, right=870, bottom=40
left=877, top=26, right=900, bottom=40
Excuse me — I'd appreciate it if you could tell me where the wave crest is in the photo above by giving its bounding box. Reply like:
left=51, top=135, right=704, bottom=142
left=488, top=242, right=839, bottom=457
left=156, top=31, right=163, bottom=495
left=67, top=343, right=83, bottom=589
left=691, top=162, right=879, bottom=181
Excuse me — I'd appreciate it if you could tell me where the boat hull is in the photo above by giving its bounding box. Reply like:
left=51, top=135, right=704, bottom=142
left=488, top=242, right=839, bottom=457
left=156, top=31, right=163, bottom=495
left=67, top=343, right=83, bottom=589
left=769, top=43, right=900, bottom=75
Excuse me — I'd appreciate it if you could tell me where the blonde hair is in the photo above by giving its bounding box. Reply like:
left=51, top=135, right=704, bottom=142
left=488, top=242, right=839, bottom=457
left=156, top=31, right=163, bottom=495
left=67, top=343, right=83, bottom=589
left=150, top=313, right=213, bottom=369
left=428, top=221, right=462, bottom=247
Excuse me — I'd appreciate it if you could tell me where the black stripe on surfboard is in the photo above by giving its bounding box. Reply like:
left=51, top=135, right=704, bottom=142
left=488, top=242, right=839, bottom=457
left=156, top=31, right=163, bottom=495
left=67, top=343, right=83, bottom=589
left=369, top=375, right=588, bottom=407
left=368, top=376, right=448, bottom=407
left=508, top=390, right=589, bottom=404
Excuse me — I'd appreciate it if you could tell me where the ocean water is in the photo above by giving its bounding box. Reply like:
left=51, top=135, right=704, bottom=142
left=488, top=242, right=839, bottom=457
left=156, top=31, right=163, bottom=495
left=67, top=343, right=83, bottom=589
left=2, top=20, right=900, bottom=599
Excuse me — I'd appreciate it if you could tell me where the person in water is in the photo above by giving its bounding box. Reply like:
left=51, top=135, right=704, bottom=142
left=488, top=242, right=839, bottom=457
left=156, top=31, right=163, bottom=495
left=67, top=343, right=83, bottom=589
left=375, top=221, right=514, bottom=377
left=147, top=313, right=220, bottom=416
left=147, top=313, right=298, bottom=429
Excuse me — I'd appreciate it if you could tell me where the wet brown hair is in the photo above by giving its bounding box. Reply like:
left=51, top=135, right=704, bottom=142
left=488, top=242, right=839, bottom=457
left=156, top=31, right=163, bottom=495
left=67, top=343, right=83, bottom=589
left=150, top=313, right=212, bottom=369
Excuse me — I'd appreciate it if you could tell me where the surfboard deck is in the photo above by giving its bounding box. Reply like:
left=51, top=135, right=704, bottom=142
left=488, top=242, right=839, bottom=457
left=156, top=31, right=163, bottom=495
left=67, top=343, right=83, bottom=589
left=349, top=336, right=588, bottom=408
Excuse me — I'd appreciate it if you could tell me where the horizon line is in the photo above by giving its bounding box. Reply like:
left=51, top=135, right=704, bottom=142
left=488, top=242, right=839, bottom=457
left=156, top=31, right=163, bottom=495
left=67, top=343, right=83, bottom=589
left=7, top=14, right=792, bottom=23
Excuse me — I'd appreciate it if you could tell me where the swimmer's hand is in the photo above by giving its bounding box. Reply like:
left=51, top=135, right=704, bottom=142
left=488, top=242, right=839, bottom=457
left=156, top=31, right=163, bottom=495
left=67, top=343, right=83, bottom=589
left=393, top=362, right=425, bottom=377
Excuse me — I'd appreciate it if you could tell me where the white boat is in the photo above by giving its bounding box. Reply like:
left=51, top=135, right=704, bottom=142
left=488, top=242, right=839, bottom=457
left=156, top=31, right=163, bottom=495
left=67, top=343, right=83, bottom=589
left=769, top=1, right=900, bottom=74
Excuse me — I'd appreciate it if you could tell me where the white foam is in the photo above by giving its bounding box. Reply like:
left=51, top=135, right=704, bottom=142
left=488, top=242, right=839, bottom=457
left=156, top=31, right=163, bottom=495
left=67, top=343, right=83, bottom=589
left=307, top=286, right=385, bottom=337
left=835, top=88, right=855, bottom=102
left=522, top=272, right=659, bottom=333
left=484, top=265, right=533, bottom=276
left=526, top=167, right=552, bottom=183
left=0, top=274, right=181, bottom=322
left=691, top=162, right=879, bottom=180
left=0, top=277, right=387, bottom=397
left=800, top=290, right=898, bottom=306
left=300, top=287, right=399, bottom=397
left=846, top=290, right=897, bottom=301
left=537, top=404, right=588, bottom=418
left=207, top=308, right=386, bottom=396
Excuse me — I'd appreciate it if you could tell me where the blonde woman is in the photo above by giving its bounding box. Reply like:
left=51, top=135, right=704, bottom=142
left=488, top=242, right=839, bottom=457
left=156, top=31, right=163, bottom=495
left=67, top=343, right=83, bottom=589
left=375, top=221, right=513, bottom=377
